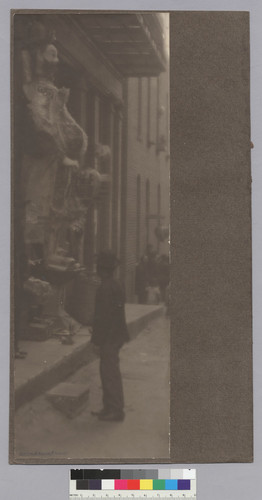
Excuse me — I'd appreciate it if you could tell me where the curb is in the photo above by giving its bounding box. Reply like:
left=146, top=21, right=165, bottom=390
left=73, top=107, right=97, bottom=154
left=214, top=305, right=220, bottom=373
left=15, top=305, right=164, bottom=409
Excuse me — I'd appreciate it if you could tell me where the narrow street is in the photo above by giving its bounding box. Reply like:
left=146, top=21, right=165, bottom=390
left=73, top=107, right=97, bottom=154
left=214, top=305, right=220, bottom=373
left=15, top=315, right=170, bottom=461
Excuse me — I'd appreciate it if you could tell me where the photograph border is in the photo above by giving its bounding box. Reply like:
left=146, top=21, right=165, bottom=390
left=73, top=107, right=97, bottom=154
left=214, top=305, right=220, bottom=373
left=9, top=8, right=252, bottom=466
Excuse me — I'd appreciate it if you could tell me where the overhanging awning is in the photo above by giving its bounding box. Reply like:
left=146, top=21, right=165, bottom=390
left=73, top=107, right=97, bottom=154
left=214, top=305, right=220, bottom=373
left=72, top=13, right=167, bottom=77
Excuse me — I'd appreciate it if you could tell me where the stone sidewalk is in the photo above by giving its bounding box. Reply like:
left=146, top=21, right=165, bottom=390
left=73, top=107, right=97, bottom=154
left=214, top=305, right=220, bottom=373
left=14, top=304, right=164, bottom=409
left=14, top=315, right=170, bottom=462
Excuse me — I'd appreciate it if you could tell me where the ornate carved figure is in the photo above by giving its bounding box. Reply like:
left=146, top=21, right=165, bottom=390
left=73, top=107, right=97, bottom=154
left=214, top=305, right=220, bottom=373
left=18, top=20, right=91, bottom=336
left=20, top=20, right=88, bottom=260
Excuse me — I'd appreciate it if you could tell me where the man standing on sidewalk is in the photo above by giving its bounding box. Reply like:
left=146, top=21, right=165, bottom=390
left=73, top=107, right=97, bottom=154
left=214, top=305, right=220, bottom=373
left=91, top=251, right=129, bottom=421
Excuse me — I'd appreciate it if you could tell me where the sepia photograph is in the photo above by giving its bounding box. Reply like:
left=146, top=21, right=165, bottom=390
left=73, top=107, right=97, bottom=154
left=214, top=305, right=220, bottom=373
left=10, top=11, right=170, bottom=463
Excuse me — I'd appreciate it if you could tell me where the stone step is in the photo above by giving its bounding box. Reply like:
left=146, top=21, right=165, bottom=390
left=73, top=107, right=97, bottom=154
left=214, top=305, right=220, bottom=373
left=14, top=304, right=164, bottom=409
left=46, top=382, right=90, bottom=419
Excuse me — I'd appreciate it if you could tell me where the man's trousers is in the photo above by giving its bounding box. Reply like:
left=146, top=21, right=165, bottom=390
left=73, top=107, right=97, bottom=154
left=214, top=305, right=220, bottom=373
left=99, top=342, right=124, bottom=414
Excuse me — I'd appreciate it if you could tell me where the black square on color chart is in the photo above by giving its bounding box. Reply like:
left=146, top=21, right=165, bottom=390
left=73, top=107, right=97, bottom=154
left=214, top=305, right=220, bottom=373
left=72, top=469, right=123, bottom=480
left=83, top=470, right=105, bottom=479
left=99, top=469, right=121, bottom=479
left=71, top=470, right=83, bottom=480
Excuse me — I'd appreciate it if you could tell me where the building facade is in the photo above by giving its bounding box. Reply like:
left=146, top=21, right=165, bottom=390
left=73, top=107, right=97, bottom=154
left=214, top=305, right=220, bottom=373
left=13, top=12, right=170, bottom=337
left=123, top=71, right=170, bottom=300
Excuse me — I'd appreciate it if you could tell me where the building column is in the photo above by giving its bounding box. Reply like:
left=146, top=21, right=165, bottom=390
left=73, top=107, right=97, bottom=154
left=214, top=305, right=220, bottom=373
left=119, top=80, right=128, bottom=286
left=107, top=102, right=115, bottom=250
left=84, top=91, right=100, bottom=271
left=112, top=107, right=123, bottom=258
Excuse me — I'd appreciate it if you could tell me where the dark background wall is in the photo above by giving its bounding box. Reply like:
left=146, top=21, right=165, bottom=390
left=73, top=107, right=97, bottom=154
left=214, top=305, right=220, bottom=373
left=170, top=11, right=252, bottom=463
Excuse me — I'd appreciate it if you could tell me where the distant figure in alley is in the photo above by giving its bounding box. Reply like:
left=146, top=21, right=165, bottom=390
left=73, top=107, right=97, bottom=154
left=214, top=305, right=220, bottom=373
left=91, top=251, right=129, bottom=421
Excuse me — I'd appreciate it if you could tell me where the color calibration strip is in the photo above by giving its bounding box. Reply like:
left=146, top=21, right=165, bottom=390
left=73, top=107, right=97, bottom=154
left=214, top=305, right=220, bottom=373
left=70, top=469, right=196, bottom=498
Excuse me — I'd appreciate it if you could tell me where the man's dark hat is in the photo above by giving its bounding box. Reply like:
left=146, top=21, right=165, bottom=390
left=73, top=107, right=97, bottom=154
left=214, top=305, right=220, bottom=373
left=96, top=250, right=120, bottom=270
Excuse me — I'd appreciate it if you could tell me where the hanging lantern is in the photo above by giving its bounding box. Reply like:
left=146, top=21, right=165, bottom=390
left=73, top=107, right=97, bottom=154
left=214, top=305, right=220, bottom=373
left=76, top=168, right=102, bottom=201
left=95, top=143, right=111, bottom=160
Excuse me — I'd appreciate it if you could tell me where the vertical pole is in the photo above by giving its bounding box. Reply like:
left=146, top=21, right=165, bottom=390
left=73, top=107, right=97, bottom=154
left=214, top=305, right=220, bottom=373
left=120, top=80, right=128, bottom=288
left=93, top=95, right=100, bottom=260
left=112, top=108, right=122, bottom=257
left=147, top=77, right=151, bottom=147
left=146, top=179, right=150, bottom=248
left=156, top=76, right=160, bottom=152
left=107, top=102, right=115, bottom=249
left=136, top=175, right=141, bottom=261
left=76, top=76, right=87, bottom=265
left=84, top=91, right=99, bottom=272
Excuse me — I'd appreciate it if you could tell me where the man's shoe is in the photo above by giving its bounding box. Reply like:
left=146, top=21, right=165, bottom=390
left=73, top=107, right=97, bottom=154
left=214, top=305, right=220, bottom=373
left=98, top=411, right=125, bottom=422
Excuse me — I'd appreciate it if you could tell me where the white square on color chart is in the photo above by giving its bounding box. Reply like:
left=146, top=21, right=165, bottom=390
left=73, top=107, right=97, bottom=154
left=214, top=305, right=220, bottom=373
left=183, top=469, right=196, bottom=479
left=170, top=469, right=184, bottom=479
left=102, top=480, right=115, bottom=490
